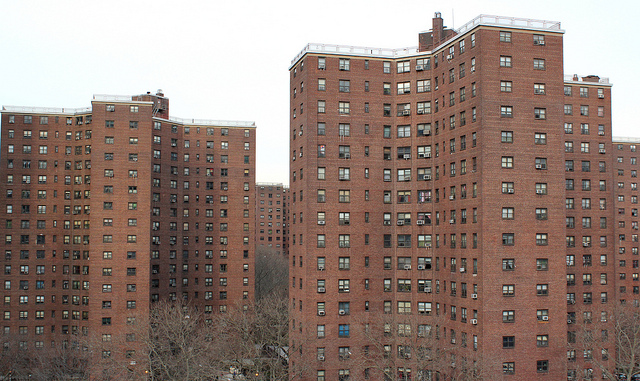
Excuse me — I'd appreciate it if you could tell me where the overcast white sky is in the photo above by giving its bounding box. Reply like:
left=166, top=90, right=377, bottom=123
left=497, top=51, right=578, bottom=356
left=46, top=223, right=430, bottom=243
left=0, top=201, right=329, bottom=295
left=1, top=0, right=637, bottom=185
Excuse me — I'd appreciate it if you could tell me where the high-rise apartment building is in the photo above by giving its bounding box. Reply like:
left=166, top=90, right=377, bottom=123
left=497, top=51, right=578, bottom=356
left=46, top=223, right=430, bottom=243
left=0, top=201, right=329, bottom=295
left=289, top=13, right=622, bottom=380
left=255, top=182, right=289, bottom=255
left=0, top=91, right=256, bottom=374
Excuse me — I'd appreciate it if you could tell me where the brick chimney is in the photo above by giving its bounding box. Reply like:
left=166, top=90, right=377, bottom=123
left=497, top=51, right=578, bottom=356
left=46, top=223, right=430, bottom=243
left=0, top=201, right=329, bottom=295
left=433, top=12, right=444, bottom=45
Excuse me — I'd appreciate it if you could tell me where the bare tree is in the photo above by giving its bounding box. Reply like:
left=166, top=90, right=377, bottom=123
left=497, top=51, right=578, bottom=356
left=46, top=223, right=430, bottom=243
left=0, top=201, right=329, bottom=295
left=255, top=246, right=288, bottom=299
left=214, top=294, right=290, bottom=380
left=571, top=303, right=640, bottom=380
left=142, top=301, right=223, bottom=381
left=353, top=313, right=485, bottom=381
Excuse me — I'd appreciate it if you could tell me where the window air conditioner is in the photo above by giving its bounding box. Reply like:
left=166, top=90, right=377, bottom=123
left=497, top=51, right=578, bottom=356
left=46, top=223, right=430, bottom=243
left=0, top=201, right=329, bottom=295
left=417, top=220, right=425, bottom=225
left=317, top=220, right=325, bottom=225
left=425, top=175, right=432, bottom=180
left=507, top=189, right=515, bottom=194
left=404, top=264, right=411, bottom=270
left=459, top=267, right=465, bottom=273
left=471, top=293, right=478, bottom=299
left=449, top=195, right=455, bottom=200
left=536, top=190, right=544, bottom=195
left=403, top=154, right=411, bottom=159
left=318, top=355, right=325, bottom=361
left=338, top=310, right=346, bottom=315
left=449, top=219, right=455, bottom=224
left=318, top=287, right=326, bottom=293
left=535, top=164, right=543, bottom=169
left=397, top=220, right=404, bottom=226
left=416, top=65, right=424, bottom=71
left=318, top=310, right=325, bottom=316
left=471, top=319, right=478, bottom=325
left=403, top=110, right=411, bottom=116
left=318, top=265, right=325, bottom=271
left=542, top=316, right=549, bottom=321
left=417, top=264, right=425, bottom=270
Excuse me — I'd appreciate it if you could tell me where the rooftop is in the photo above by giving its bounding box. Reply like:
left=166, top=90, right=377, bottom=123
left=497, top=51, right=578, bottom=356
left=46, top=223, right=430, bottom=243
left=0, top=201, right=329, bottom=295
left=290, top=14, right=563, bottom=67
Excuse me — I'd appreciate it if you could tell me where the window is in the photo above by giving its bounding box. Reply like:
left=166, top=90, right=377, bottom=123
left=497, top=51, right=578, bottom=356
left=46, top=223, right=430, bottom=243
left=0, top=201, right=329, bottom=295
left=536, top=360, right=548, bottom=373
left=339, top=58, right=350, bottom=71
left=501, top=131, right=513, bottom=143
left=503, top=336, right=515, bottom=348
left=502, top=234, right=514, bottom=246
left=534, top=108, right=546, bottom=120
left=500, top=56, right=512, bottom=67
left=500, top=81, right=512, bottom=92
left=499, top=31, right=512, bottom=42
left=535, top=133, right=546, bottom=144
left=502, top=207, right=514, bottom=219
left=501, top=157, right=513, bottom=168
left=536, top=259, right=549, bottom=271
left=503, top=362, right=515, bottom=374
left=503, top=310, right=515, bottom=322
left=501, top=106, right=513, bottom=118
left=534, top=83, right=545, bottom=94
left=533, top=58, right=545, bottom=70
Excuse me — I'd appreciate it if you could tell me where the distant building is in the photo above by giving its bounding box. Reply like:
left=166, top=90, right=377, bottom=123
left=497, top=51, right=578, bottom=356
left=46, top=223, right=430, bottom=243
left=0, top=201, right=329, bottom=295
left=0, top=91, right=256, bottom=375
left=288, top=12, right=623, bottom=380
left=255, top=182, right=289, bottom=255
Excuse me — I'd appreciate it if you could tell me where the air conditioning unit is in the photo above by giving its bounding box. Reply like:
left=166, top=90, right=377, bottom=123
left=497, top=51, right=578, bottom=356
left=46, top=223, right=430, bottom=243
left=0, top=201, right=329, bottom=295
left=449, top=219, right=455, bottom=224
left=318, top=265, right=325, bottom=271
left=318, top=310, right=325, bottom=316
left=535, top=164, right=543, bottom=169
left=403, top=110, right=411, bottom=116
left=471, top=319, right=478, bottom=325
left=344, top=153, right=351, bottom=159
left=447, top=54, right=453, bottom=60
left=403, top=154, right=411, bottom=159
left=318, top=355, right=325, bottom=361
left=404, top=353, right=412, bottom=359
left=425, top=175, right=432, bottom=180
left=542, top=316, right=549, bottom=321
left=471, top=67, right=475, bottom=73
left=471, top=293, right=478, bottom=299
left=598, top=131, right=605, bottom=135
left=567, top=319, right=573, bottom=324
left=425, top=153, right=431, bottom=158
left=507, top=188, right=515, bottom=194
left=460, top=267, right=465, bottom=273
left=404, top=264, right=412, bottom=270
left=299, top=130, right=303, bottom=136
left=583, top=243, right=591, bottom=247
left=536, top=190, right=544, bottom=195
left=318, top=287, right=326, bottom=293
left=599, top=149, right=606, bottom=154
left=424, top=287, right=432, bottom=293
left=404, top=177, right=411, bottom=181
left=417, top=220, right=425, bottom=225
left=339, top=309, right=346, bottom=315
left=425, top=244, right=432, bottom=248
left=397, top=220, right=404, bottom=226
left=417, top=109, right=425, bottom=115
left=449, top=195, right=455, bottom=200
left=416, top=65, right=424, bottom=71
left=417, top=264, right=425, bottom=270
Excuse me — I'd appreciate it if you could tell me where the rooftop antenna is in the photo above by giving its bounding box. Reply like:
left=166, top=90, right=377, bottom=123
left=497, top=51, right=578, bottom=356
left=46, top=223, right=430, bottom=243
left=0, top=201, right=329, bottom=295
left=452, top=9, right=455, bottom=29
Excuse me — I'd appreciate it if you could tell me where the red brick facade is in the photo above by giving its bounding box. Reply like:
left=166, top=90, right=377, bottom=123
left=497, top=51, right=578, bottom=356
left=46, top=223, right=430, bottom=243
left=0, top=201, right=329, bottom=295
left=289, top=14, right=617, bottom=381
left=255, top=183, right=289, bottom=255
left=0, top=91, right=255, bottom=375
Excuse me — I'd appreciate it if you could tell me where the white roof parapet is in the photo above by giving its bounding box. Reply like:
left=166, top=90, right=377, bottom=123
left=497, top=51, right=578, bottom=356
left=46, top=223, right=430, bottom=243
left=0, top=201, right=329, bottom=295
left=290, top=14, right=563, bottom=67
left=93, top=94, right=140, bottom=102
left=456, top=14, right=562, bottom=36
left=612, top=137, right=640, bottom=144
left=256, top=182, right=286, bottom=187
left=165, top=116, right=255, bottom=128
left=564, top=75, right=611, bottom=86
left=291, top=43, right=419, bottom=67
left=2, top=105, right=92, bottom=115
